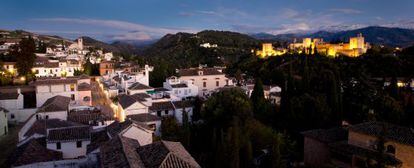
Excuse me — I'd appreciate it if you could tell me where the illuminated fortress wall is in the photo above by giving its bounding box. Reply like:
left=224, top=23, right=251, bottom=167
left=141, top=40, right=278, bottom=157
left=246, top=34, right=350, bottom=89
left=289, top=33, right=369, bottom=57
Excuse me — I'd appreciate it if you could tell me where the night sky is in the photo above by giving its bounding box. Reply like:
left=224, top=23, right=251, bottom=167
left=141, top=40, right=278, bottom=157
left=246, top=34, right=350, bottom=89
left=1, top=0, right=413, bottom=41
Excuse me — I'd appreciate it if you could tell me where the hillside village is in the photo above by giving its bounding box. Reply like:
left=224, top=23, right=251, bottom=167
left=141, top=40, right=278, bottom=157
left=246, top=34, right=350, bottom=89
left=1, top=26, right=414, bottom=168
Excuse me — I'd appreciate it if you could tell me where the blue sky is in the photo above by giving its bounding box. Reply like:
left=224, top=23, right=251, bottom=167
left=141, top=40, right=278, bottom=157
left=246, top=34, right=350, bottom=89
left=1, top=0, right=413, bottom=42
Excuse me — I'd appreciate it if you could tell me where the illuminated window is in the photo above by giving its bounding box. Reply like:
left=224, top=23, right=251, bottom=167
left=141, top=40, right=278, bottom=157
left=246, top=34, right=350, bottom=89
left=70, top=84, right=75, bottom=91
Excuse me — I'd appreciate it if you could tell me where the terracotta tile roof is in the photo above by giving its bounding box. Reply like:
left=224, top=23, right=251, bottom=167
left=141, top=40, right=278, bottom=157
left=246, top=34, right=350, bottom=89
left=100, top=135, right=144, bottom=168
left=24, top=119, right=83, bottom=137
left=0, top=92, right=19, bottom=100
left=137, top=141, right=201, bottom=168
left=6, top=138, right=63, bottom=167
left=37, top=95, right=71, bottom=113
left=47, top=126, right=91, bottom=142
left=78, top=82, right=91, bottom=91
left=68, top=110, right=111, bottom=125
left=173, top=101, right=193, bottom=109
left=178, top=67, right=223, bottom=76
left=149, top=101, right=175, bottom=112
left=128, top=82, right=153, bottom=90
left=127, top=114, right=161, bottom=123
left=171, top=83, right=187, bottom=88
left=30, top=77, right=78, bottom=85
left=302, top=127, right=348, bottom=143
left=133, top=93, right=151, bottom=99
left=118, top=94, right=146, bottom=109
left=349, top=121, right=414, bottom=146
left=106, top=120, right=151, bottom=138
left=87, top=130, right=110, bottom=154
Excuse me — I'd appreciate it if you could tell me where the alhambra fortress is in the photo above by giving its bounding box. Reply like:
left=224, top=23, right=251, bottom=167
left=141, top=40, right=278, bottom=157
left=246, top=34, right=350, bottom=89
left=256, top=33, right=370, bottom=58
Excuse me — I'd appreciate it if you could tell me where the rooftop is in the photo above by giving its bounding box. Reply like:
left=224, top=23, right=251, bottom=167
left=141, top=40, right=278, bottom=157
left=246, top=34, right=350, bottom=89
left=128, top=82, right=153, bottom=90
left=106, top=120, right=151, bottom=138
left=149, top=101, right=175, bottom=111
left=100, top=135, right=144, bottom=168
left=302, top=127, right=348, bottom=143
left=349, top=121, right=414, bottom=146
left=47, top=126, right=91, bottom=142
left=37, top=95, right=71, bottom=113
left=178, top=67, right=224, bottom=76
left=6, top=138, right=63, bottom=167
left=30, top=77, right=78, bottom=86
left=127, top=113, right=161, bottom=123
left=24, top=119, right=83, bottom=137
left=137, top=141, right=201, bottom=168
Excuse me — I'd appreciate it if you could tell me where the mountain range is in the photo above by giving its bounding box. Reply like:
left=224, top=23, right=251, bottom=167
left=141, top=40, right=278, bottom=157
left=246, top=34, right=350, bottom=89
left=2, top=26, right=414, bottom=56
left=251, top=26, right=414, bottom=47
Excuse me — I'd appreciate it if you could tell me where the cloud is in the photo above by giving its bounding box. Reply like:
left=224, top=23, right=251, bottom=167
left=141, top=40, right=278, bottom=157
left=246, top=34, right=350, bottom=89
left=32, top=18, right=197, bottom=37
left=110, top=31, right=152, bottom=41
left=329, top=8, right=363, bottom=14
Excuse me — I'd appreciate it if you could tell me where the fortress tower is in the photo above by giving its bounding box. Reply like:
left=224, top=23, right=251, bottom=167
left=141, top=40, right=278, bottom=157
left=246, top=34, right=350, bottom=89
left=349, top=33, right=365, bottom=49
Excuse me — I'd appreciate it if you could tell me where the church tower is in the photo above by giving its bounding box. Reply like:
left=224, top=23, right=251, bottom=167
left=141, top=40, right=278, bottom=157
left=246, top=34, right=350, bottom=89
left=78, top=38, right=84, bottom=50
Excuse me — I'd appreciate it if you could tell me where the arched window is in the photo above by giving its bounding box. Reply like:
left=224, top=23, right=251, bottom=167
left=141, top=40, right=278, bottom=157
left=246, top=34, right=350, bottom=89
left=386, top=145, right=396, bottom=154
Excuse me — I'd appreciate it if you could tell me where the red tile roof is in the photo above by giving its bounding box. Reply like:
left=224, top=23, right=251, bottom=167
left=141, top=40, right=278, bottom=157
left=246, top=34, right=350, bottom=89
left=47, top=126, right=91, bottom=142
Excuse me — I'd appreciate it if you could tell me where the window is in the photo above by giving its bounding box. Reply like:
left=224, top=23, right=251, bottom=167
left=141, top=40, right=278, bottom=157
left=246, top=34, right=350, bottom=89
left=45, top=115, right=49, bottom=119
left=70, top=84, right=75, bottom=91
left=71, top=94, right=75, bottom=100
left=76, top=141, right=82, bottom=148
left=56, top=142, right=61, bottom=149
left=35, top=70, right=39, bottom=74
left=157, top=111, right=161, bottom=117
left=165, top=110, right=169, bottom=115
left=148, top=124, right=156, bottom=131
left=83, top=96, right=90, bottom=101
left=386, top=145, right=396, bottom=154
left=11, top=114, right=15, bottom=119
left=216, top=81, right=219, bottom=87
left=203, top=82, right=206, bottom=88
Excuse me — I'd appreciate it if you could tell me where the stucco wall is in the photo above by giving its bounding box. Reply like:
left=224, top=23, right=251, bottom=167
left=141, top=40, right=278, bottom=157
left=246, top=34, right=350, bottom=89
left=122, top=126, right=153, bottom=146
left=303, top=137, right=331, bottom=167
left=349, top=131, right=414, bottom=168
left=179, top=74, right=230, bottom=96
left=47, top=140, right=90, bottom=158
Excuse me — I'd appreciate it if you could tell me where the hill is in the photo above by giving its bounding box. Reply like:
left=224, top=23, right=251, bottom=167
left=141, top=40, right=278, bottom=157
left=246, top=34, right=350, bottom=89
left=252, top=26, right=414, bottom=47
left=142, top=30, right=259, bottom=68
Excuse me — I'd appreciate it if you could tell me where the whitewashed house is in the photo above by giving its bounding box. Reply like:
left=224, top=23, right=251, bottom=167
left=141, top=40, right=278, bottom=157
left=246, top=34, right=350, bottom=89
left=46, top=126, right=91, bottom=159
left=116, top=94, right=150, bottom=121
left=173, top=101, right=194, bottom=123
left=0, top=107, right=8, bottom=136
left=178, top=67, right=234, bottom=97
left=163, top=76, right=198, bottom=100
left=31, top=77, right=91, bottom=107
left=32, top=57, right=82, bottom=77
left=0, top=86, right=38, bottom=123
left=35, top=95, right=71, bottom=120
left=127, top=82, right=154, bottom=95
left=106, top=120, right=153, bottom=146
left=126, top=113, right=161, bottom=136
